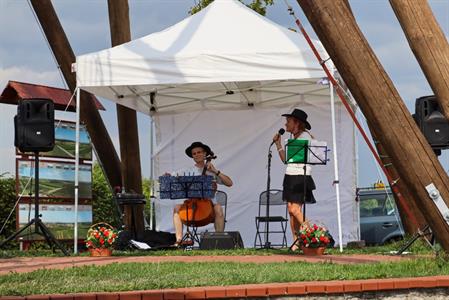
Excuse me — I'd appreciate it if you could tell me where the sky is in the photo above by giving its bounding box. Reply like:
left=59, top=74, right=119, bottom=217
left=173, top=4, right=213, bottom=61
left=0, top=0, right=449, bottom=187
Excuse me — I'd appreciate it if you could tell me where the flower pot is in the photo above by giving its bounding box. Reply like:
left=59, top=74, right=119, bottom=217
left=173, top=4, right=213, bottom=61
left=89, top=248, right=113, bottom=257
left=301, top=246, right=325, bottom=256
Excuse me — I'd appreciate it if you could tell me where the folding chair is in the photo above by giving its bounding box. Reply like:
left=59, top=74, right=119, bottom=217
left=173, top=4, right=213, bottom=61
left=254, top=189, right=288, bottom=248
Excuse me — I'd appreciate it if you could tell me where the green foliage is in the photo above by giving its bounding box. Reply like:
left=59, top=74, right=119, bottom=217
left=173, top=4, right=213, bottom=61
left=189, top=0, right=274, bottom=16
left=142, top=177, right=153, bottom=222
left=91, top=163, right=119, bottom=228
left=0, top=174, right=18, bottom=248
left=91, top=163, right=153, bottom=229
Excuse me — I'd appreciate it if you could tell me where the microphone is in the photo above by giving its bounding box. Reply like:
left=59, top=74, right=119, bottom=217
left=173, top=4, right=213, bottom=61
left=270, top=128, right=285, bottom=146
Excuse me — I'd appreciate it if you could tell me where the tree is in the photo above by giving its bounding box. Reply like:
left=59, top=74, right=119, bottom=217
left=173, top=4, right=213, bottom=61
left=92, top=162, right=153, bottom=229
left=189, top=0, right=274, bottom=16
left=92, top=163, right=119, bottom=227
left=0, top=174, right=17, bottom=247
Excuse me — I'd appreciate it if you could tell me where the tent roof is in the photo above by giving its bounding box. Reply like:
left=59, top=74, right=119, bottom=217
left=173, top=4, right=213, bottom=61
left=76, top=0, right=329, bottom=115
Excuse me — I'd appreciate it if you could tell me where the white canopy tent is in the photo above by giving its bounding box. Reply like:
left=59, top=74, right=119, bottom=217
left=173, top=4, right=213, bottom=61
left=74, top=0, right=358, bottom=251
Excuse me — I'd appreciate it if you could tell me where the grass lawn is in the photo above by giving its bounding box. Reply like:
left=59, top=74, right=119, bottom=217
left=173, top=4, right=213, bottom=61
left=1, top=258, right=449, bottom=296
left=0, top=239, right=444, bottom=296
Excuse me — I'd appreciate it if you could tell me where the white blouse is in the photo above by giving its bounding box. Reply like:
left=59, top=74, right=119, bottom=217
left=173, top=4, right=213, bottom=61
left=285, top=131, right=312, bottom=176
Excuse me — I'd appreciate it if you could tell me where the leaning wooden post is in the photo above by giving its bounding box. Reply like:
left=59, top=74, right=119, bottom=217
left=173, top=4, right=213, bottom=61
left=107, top=0, right=145, bottom=239
left=297, top=0, right=449, bottom=251
left=390, top=0, right=449, bottom=120
left=30, top=0, right=122, bottom=189
left=340, top=1, right=427, bottom=234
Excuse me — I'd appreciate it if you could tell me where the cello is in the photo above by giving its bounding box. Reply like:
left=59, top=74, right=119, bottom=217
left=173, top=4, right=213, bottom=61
left=178, top=153, right=216, bottom=227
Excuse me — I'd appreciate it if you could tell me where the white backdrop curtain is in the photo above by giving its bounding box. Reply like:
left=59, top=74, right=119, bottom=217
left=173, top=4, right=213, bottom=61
left=153, top=101, right=357, bottom=247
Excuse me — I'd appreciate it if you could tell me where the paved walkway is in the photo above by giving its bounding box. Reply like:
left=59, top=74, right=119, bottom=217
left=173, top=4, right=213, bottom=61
left=0, top=253, right=414, bottom=275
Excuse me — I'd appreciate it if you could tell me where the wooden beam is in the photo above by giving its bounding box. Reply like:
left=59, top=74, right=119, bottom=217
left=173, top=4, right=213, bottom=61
left=30, top=0, right=122, bottom=189
left=107, top=0, right=144, bottom=239
left=390, top=0, right=449, bottom=120
left=297, top=0, right=449, bottom=250
left=341, top=0, right=427, bottom=235
left=107, top=0, right=142, bottom=195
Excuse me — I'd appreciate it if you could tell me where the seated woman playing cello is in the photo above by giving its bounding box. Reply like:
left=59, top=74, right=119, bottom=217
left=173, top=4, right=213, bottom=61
left=172, top=142, right=233, bottom=246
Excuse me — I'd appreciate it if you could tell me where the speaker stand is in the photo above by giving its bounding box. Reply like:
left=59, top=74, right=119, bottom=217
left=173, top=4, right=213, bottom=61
left=0, top=153, right=69, bottom=255
left=395, top=224, right=434, bottom=256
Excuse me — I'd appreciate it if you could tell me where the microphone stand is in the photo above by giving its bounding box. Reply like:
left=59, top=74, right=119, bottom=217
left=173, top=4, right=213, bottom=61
left=262, top=142, right=274, bottom=249
left=259, top=131, right=283, bottom=250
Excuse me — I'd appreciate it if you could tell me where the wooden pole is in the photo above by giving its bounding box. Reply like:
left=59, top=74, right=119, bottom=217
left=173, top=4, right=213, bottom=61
left=390, top=0, right=449, bottom=120
left=340, top=0, right=427, bottom=235
left=30, top=0, right=122, bottom=189
left=297, top=0, right=449, bottom=250
left=107, top=0, right=142, bottom=195
left=107, top=0, right=144, bottom=239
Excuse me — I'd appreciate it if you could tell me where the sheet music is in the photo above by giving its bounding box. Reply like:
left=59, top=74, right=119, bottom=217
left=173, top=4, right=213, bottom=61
left=159, top=175, right=215, bottom=199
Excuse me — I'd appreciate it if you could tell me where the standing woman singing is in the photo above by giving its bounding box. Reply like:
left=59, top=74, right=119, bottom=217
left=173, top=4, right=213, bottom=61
left=273, top=109, right=316, bottom=251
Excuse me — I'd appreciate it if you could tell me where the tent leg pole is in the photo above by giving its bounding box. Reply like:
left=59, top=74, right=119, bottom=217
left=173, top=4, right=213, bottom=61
left=330, top=77, right=343, bottom=252
left=74, top=87, right=80, bottom=254
left=150, top=117, right=154, bottom=230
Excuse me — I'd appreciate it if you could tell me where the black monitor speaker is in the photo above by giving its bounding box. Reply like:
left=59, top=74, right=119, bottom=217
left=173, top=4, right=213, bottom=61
left=14, top=99, right=55, bottom=152
left=413, top=95, right=449, bottom=150
left=199, top=231, right=244, bottom=250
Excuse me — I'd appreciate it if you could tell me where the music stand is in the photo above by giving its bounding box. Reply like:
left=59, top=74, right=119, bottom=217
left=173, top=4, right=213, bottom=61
left=159, top=174, right=214, bottom=247
left=0, top=152, right=69, bottom=255
left=284, top=139, right=328, bottom=251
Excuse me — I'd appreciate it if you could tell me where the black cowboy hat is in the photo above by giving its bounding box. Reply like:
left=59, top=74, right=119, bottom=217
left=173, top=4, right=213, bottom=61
left=185, top=141, right=213, bottom=158
left=282, top=108, right=311, bottom=130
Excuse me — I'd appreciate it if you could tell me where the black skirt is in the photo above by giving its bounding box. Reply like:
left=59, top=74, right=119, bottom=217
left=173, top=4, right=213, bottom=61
left=282, top=174, right=316, bottom=204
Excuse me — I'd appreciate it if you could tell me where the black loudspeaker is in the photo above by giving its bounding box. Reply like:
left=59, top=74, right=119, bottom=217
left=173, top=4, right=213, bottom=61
left=413, top=95, right=449, bottom=150
left=14, top=99, right=55, bottom=152
left=199, top=231, right=244, bottom=250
